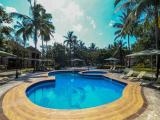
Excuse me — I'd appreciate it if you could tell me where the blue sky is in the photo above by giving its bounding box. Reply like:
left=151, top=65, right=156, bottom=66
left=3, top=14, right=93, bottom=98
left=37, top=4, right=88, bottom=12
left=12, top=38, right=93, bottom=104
left=0, top=0, right=135, bottom=49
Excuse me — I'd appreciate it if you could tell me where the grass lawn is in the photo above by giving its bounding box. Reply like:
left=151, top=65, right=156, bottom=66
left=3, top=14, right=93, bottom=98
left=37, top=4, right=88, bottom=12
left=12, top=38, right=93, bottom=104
left=133, top=67, right=157, bottom=73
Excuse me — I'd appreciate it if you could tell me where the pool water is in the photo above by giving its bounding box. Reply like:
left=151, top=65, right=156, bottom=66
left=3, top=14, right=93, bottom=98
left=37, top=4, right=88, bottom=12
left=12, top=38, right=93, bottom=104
left=82, top=71, right=107, bottom=75
left=26, top=72, right=126, bottom=109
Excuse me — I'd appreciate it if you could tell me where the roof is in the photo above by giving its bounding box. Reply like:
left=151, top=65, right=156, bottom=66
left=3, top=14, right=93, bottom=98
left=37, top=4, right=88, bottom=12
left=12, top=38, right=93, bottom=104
left=26, top=46, right=41, bottom=53
left=0, top=51, right=17, bottom=57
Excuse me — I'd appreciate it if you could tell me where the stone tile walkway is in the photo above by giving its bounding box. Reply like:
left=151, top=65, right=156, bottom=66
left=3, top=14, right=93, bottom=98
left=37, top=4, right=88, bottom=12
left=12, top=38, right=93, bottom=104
left=135, top=87, right=160, bottom=120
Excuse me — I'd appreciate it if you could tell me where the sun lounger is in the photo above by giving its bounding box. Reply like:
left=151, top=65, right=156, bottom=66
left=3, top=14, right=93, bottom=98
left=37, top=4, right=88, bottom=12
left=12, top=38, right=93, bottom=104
left=128, top=71, right=146, bottom=81
left=152, top=83, right=160, bottom=89
left=120, top=70, right=134, bottom=79
left=112, top=66, right=116, bottom=71
left=109, top=66, right=113, bottom=71
left=109, top=66, right=117, bottom=73
left=140, top=80, right=154, bottom=86
left=0, top=77, right=9, bottom=84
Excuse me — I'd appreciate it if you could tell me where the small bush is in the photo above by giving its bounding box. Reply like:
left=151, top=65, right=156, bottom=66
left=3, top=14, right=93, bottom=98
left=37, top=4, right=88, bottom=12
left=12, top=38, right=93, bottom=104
left=133, top=67, right=156, bottom=73
left=55, top=64, right=61, bottom=70
left=21, top=68, right=34, bottom=73
left=97, top=65, right=125, bottom=69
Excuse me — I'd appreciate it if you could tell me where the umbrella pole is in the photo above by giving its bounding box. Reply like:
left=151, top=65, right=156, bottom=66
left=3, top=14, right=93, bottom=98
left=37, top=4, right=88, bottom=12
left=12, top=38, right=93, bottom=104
left=15, top=57, right=19, bottom=79
left=151, top=55, right=153, bottom=80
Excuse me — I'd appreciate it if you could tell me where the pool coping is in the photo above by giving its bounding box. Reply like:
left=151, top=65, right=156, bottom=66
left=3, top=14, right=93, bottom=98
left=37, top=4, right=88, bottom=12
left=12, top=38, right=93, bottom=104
left=1, top=72, right=146, bottom=120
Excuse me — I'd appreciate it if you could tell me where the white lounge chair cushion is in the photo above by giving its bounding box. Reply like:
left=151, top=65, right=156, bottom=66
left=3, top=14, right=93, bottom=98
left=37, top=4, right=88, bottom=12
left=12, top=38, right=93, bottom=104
left=152, top=83, right=160, bottom=89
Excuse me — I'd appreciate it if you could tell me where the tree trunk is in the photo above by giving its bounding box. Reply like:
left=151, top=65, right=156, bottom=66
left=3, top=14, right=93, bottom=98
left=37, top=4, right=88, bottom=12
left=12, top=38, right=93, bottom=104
left=42, top=39, right=44, bottom=58
left=70, top=43, right=72, bottom=67
left=34, top=28, right=38, bottom=71
left=120, top=48, right=123, bottom=65
left=34, top=28, right=38, bottom=49
left=128, top=34, right=131, bottom=68
left=23, top=37, right=26, bottom=68
left=46, top=41, right=48, bottom=59
left=154, top=0, right=160, bottom=80
left=128, top=34, right=130, bottom=51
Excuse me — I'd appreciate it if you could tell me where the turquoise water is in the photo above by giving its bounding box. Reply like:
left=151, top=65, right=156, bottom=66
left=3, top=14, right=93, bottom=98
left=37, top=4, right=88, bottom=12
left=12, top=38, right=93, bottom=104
left=82, top=71, right=107, bottom=75
left=26, top=72, right=126, bottom=109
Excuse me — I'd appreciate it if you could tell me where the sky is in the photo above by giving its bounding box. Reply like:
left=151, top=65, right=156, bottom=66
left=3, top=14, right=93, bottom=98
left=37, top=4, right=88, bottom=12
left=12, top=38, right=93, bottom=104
left=0, top=0, right=135, bottom=49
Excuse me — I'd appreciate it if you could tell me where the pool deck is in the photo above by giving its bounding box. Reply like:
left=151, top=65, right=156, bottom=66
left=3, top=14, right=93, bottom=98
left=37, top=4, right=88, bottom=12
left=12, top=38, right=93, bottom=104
left=0, top=72, right=146, bottom=120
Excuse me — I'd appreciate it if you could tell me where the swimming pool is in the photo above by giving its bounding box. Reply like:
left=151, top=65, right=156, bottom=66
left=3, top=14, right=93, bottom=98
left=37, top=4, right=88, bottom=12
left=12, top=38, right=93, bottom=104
left=26, top=71, right=126, bottom=109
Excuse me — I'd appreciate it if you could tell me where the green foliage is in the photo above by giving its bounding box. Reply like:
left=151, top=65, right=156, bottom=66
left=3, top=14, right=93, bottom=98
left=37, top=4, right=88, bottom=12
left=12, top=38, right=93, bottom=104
left=11, top=0, right=55, bottom=49
left=133, top=67, right=156, bottom=73
left=21, top=68, right=34, bottom=73
left=97, top=65, right=125, bottom=69
left=55, top=64, right=61, bottom=70
left=0, top=6, right=13, bottom=50
left=97, top=65, right=111, bottom=69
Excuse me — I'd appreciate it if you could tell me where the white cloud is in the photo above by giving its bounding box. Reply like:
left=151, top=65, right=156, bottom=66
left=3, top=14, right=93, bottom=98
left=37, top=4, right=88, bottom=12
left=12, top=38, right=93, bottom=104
left=108, top=20, right=115, bottom=27
left=0, top=4, right=17, bottom=13
left=72, top=24, right=83, bottom=32
left=35, top=0, right=85, bottom=48
left=91, top=20, right=96, bottom=29
left=61, top=1, right=84, bottom=23
left=32, top=33, right=61, bottom=50
left=6, top=6, right=17, bottom=13
left=54, top=33, right=64, bottom=43
left=37, top=0, right=83, bottom=23
left=86, top=16, right=96, bottom=29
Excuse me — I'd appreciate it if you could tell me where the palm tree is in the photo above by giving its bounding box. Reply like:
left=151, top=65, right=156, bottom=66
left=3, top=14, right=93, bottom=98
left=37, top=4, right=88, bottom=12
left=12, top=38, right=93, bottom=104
left=0, top=6, right=12, bottom=24
left=79, top=40, right=86, bottom=50
left=12, top=1, right=55, bottom=71
left=89, top=43, right=97, bottom=51
left=115, top=0, right=159, bottom=47
left=114, top=0, right=160, bottom=79
left=113, top=9, right=135, bottom=67
left=64, top=31, right=74, bottom=56
left=14, top=21, right=32, bottom=47
left=113, top=12, right=131, bottom=51
left=72, top=35, right=78, bottom=51
left=0, top=5, right=13, bottom=49
left=11, top=1, right=54, bottom=49
left=39, top=9, right=55, bottom=58
left=113, top=9, right=138, bottom=51
left=14, top=20, right=33, bottom=68
left=64, top=31, right=74, bottom=47
left=113, top=40, right=127, bottom=65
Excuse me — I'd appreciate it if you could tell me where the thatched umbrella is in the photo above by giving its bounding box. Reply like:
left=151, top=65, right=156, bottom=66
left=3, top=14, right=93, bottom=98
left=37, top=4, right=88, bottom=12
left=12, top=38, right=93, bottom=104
left=127, top=49, right=160, bottom=79
left=104, top=57, right=119, bottom=66
left=127, top=49, right=160, bottom=57
left=104, top=57, right=119, bottom=61
left=71, top=58, right=84, bottom=62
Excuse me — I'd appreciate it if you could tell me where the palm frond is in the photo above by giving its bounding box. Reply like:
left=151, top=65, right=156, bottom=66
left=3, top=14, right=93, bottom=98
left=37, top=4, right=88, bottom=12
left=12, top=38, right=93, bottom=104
left=114, top=0, right=122, bottom=7
left=114, top=34, right=122, bottom=41
left=11, top=12, right=31, bottom=20
left=114, top=30, right=121, bottom=35
left=113, top=23, right=123, bottom=28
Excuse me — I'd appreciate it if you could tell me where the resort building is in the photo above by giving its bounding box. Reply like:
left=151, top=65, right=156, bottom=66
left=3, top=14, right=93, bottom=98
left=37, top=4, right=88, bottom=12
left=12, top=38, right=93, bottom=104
left=0, top=46, right=42, bottom=70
